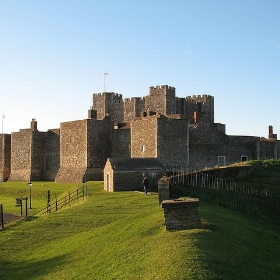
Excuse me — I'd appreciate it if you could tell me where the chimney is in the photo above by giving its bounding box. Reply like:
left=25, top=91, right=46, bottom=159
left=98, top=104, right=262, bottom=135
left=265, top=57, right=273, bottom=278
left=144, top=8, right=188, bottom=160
left=31, top=118, right=37, bottom=131
left=268, top=125, right=277, bottom=140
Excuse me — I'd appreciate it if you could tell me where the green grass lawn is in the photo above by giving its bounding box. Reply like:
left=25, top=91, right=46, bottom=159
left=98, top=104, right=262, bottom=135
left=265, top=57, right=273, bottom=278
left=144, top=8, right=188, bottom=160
left=0, top=181, right=81, bottom=214
left=0, top=181, right=280, bottom=280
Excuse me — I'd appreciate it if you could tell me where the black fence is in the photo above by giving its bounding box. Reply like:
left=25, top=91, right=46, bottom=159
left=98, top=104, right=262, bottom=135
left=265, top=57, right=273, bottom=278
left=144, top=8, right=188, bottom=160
left=33, top=185, right=88, bottom=216
left=0, top=185, right=88, bottom=230
left=169, top=172, right=280, bottom=224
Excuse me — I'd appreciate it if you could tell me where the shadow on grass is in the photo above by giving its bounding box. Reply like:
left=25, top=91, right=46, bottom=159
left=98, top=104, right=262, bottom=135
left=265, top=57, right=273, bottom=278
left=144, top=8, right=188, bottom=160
left=0, top=254, right=69, bottom=280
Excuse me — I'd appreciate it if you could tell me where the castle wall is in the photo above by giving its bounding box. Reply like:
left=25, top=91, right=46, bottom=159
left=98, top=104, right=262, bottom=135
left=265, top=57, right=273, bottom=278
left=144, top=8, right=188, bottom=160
left=9, top=129, right=32, bottom=181
left=131, top=117, right=157, bottom=158
left=145, top=85, right=176, bottom=115
left=56, top=120, right=88, bottom=183
left=111, top=96, right=124, bottom=122
left=157, top=118, right=189, bottom=170
left=189, top=118, right=229, bottom=171
left=91, top=86, right=214, bottom=125
left=185, top=95, right=214, bottom=122
left=123, top=97, right=145, bottom=121
left=44, top=129, right=60, bottom=181
left=92, top=92, right=123, bottom=122
left=87, top=119, right=112, bottom=168
left=92, top=93, right=106, bottom=120
left=175, top=98, right=188, bottom=119
left=86, top=118, right=113, bottom=181
left=259, top=140, right=279, bottom=160
left=0, top=134, right=11, bottom=182
left=227, top=136, right=259, bottom=163
left=111, top=128, right=131, bottom=158
left=4, top=84, right=279, bottom=184
left=31, top=130, right=46, bottom=181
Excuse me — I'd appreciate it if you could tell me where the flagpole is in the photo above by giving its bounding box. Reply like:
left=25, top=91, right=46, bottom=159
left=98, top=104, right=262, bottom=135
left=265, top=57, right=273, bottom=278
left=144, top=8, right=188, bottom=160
left=104, top=72, right=108, bottom=93
left=104, top=73, right=105, bottom=93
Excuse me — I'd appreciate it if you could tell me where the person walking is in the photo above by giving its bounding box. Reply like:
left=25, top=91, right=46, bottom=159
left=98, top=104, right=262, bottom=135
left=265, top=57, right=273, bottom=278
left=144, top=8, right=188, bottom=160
left=142, top=177, right=149, bottom=195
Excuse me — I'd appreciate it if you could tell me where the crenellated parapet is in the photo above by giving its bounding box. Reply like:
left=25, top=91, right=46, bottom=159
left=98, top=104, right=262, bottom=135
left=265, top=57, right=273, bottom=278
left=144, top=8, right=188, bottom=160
left=124, top=97, right=144, bottom=103
left=93, top=92, right=123, bottom=99
left=92, top=92, right=124, bottom=122
left=149, top=85, right=176, bottom=92
left=91, top=85, right=214, bottom=123
left=186, top=94, right=214, bottom=104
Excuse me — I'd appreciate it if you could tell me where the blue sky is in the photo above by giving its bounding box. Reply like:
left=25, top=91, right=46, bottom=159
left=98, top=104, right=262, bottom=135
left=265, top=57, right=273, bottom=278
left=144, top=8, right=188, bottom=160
left=1, top=0, right=279, bottom=137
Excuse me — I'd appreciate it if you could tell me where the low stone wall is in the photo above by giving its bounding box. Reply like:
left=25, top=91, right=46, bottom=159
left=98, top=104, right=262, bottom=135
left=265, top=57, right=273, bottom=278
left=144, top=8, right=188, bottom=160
left=158, top=177, right=170, bottom=204
left=161, top=199, right=202, bottom=230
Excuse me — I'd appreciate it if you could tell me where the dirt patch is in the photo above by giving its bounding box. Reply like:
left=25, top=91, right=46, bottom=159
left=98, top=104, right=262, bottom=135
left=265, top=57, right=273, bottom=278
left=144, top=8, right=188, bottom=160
left=2, top=213, right=21, bottom=223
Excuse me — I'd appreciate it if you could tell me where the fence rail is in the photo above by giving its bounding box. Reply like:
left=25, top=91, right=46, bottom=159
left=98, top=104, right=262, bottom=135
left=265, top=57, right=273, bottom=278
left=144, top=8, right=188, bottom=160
left=33, top=185, right=87, bottom=216
left=0, top=185, right=88, bottom=230
left=169, top=171, right=280, bottom=224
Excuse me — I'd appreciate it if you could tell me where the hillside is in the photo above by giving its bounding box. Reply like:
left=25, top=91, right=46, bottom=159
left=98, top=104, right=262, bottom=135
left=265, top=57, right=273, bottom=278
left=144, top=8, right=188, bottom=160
left=203, top=160, right=280, bottom=196
left=1, top=181, right=280, bottom=279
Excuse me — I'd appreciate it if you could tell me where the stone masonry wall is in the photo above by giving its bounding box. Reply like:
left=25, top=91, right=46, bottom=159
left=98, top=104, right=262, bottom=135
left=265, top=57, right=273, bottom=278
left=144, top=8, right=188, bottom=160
left=145, top=85, right=176, bottom=115
left=123, top=97, right=145, bottom=121
left=92, top=92, right=123, bottom=122
left=131, top=117, right=157, bottom=158
left=0, top=134, right=11, bottom=181
left=162, top=199, right=202, bottom=230
left=259, top=140, right=279, bottom=160
left=9, top=129, right=31, bottom=181
left=189, top=118, right=228, bottom=170
left=157, top=118, right=189, bottom=169
left=186, top=95, right=214, bottom=122
left=111, top=172, right=161, bottom=192
left=111, top=129, right=131, bottom=158
left=87, top=118, right=113, bottom=169
left=31, top=130, right=46, bottom=181
left=56, top=120, right=88, bottom=183
left=82, top=118, right=113, bottom=182
left=44, top=129, right=60, bottom=180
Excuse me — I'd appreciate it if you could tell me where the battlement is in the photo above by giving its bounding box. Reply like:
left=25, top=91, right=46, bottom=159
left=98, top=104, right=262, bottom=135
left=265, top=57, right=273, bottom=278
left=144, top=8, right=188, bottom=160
left=124, top=97, right=144, bottom=103
left=186, top=94, right=213, bottom=103
left=91, top=85, right=214, bottom=123
left=93, top=92, right=123, bottom=99
left=149, top=85, right=176, bottom=92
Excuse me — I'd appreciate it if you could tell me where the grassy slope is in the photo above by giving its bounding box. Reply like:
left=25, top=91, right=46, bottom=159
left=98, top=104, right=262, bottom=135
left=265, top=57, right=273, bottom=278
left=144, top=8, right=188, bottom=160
left=228, top=159, right=280, bottom=195
left=0, top=181, right=280, bottom=280
left=0, top=182, right=81, bottom=213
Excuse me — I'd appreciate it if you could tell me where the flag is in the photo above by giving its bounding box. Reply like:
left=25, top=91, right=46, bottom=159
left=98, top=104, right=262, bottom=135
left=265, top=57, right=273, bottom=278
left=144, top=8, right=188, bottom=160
left=104, top=72, right=109, bottom=75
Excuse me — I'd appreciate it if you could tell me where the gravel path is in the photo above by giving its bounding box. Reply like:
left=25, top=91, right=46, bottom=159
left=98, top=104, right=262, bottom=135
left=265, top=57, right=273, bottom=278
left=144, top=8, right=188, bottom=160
left=2, top=213, right=21, bottom=223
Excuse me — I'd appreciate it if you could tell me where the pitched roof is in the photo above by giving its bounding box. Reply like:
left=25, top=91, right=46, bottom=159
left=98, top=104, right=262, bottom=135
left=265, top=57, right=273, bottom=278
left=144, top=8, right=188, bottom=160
left=107, top=158, right=164, bottom=171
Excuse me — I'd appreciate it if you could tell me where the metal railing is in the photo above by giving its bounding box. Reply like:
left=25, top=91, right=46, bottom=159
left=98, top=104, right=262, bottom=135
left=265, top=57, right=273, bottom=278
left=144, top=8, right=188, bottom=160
left=0, top=185, right=88, bottom=230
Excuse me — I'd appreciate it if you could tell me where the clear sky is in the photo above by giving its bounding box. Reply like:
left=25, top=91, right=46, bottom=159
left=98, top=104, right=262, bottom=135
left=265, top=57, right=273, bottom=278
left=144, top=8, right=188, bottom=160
left=1, top=0, right=279, bottom=137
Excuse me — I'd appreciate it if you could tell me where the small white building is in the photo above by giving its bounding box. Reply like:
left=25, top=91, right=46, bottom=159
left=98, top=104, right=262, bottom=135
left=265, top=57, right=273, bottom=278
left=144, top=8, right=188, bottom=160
left=104, top=158, right=165, bottom=192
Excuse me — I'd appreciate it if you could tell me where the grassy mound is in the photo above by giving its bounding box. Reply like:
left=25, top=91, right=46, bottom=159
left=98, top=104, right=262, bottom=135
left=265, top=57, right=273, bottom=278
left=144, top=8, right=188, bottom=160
left=229, top=160, right=280, bottom=195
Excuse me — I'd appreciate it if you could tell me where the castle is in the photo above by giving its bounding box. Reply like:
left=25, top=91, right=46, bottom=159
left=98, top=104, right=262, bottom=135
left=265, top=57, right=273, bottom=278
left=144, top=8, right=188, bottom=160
left=0, top=85, right=279, bottom=183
